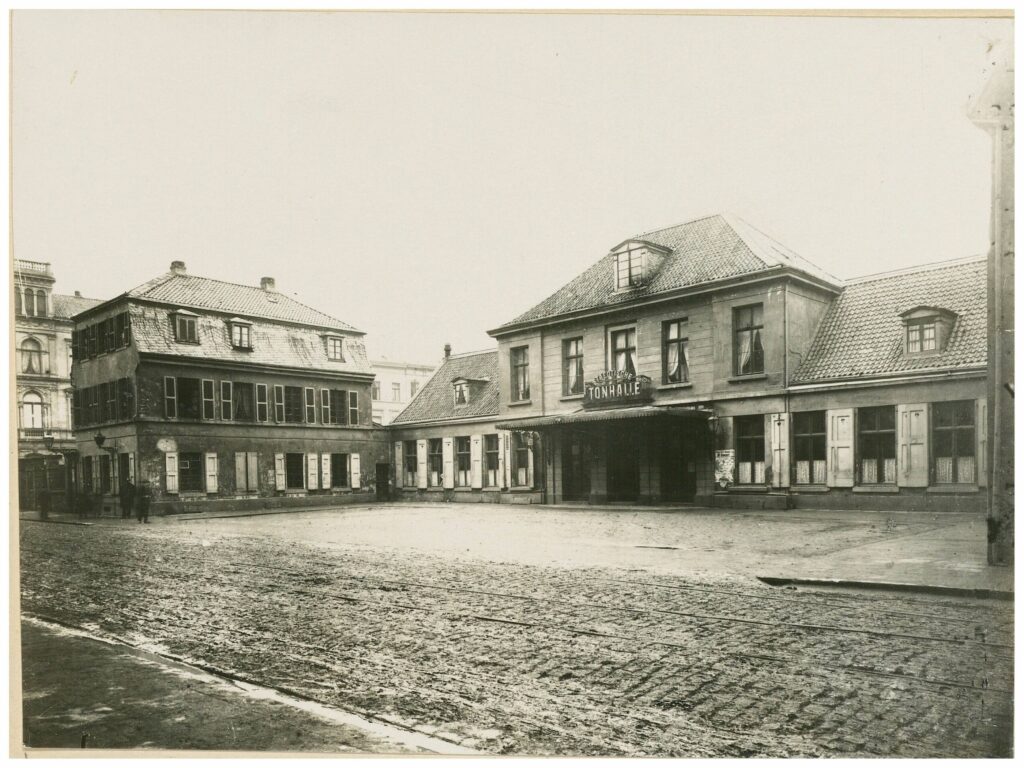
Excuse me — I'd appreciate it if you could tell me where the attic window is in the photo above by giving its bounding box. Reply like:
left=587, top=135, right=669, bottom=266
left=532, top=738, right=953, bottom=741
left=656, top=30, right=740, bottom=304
left=173, top=311, right=199, bottom=344
left=615, top=245, right=645, bottom=289
left=326, top=336, right=345, bottom=361
left=454, top=381, right=469, bottom=406
left=900, top=306, right=956, bottom=357
left=229, top=320, right=253, bottom=350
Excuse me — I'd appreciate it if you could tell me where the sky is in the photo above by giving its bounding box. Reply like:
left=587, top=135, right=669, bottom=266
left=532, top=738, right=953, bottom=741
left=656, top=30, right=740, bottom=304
left=11, top=11, right=1011, bottom=363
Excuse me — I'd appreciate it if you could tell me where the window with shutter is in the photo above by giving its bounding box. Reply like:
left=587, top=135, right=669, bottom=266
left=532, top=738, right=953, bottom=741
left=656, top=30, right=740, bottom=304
left=164, top=377, right=177, bottom=418
left=348, top=391, right=359, bottom=425
left=202, top=380, right=216, bottom=420
left=304, top=387, right=316, bottom=423
left=320, top=388, right=331, bottom=424
left=273, top=385, right=285, bottom=422
left=256, top=384, right=269, bottom=422
left=221, top=381, right=233, bottom=421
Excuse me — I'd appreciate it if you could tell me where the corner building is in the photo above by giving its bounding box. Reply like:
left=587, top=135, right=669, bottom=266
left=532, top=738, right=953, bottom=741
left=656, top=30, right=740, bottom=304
left=71, top=261, right=388, bottom=516
left=482, top=214, right=986, bottom=512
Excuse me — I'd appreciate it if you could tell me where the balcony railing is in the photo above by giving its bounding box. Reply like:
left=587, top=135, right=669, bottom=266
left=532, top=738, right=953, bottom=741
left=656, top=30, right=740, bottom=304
left=14, top=259, right=52, bottom=276
left=18, top=428, right=75, bottom=443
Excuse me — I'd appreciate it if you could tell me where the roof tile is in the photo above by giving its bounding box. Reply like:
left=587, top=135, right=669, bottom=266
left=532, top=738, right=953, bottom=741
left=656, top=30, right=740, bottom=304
left=391, top=351, right=499, bottom=424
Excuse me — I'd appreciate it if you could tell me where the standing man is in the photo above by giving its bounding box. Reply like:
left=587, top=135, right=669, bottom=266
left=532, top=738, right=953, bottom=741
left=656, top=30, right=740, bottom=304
left=135, top=481, right=151, bottom=524
left=122, top=479, right=135, bottom=520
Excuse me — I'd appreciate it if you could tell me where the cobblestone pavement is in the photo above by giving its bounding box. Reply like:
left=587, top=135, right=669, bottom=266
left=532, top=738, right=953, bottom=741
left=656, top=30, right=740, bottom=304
left=20, top=518, right=1013, bottom=757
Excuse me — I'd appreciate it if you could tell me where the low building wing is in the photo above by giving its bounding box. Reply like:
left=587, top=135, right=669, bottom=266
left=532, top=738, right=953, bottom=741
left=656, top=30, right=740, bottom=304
left=391, top=351, right=499, bottom=425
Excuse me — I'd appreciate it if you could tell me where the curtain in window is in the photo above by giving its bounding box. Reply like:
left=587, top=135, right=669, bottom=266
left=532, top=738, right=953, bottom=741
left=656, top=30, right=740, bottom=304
left=737, top=332, right=751, bottom=373
left=751, top=329, right=763, bottom=363
left=667, top=343, right=679, bottom=380
left=21, top=339, right=42, bottom=374
left=567, top=360, right=579, bottom=393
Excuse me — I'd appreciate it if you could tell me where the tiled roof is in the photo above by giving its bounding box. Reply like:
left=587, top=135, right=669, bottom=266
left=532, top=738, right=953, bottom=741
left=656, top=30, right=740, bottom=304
left=53, top=293, right=103, bottom=320
left=129, top=304, right=372, bottom=374
left=390, top=351, right=499, bottom=425
left=494, top=214, right=841, bottom=330
left=793, top=257, right=987, bottom=383
left=124, top=272, right=359, bottom=332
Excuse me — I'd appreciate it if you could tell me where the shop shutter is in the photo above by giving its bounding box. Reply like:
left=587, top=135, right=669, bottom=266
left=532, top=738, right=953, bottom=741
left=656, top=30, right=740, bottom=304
left=977, top=397, right=988, bottom=487
left=394, top=442, right=403, bottom=485
left=826, top=408, right=854, bottom=487
left=307, top=453, right=319, bottom=489
left=499, top=432, right=509, bottom=489
left=274, top=453, right=285, bottom=490
left=235, top=452, right=247, bottom=492
left=246, top=452, right=259, bottom=492
left=320, top=452, right=331, bottom=489
left=896, top=403, right=928, bottom=487
left=526, top=436, right=535, bottom=488
left=205, top=452, right=219, bottom=493
left=442, top=437, right=455, bottom=489
left=350, top=454, right=361, bottom=489
left=470, top=435, right=483, bottom=489
left=165, top=452, right=179, bottom=494
left=128, top=452, right=136, bottom=484
left=769, top=413, right=790, bottom=488
left=416, top=439, right=428, bottom=489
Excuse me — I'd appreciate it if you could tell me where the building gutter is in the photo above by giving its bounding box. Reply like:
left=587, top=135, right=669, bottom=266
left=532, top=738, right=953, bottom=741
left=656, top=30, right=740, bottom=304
left=487, top=267, right=841, bottom=338
left=137, top=352, right=376, bottom=381
left=387, top=413, right=501, bottom=429
left=786, top=367, right=985, bottom=393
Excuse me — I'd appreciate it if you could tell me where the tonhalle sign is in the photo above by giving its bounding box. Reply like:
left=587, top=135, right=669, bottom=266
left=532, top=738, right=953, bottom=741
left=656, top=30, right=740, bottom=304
left=582, top=372, right=652, bottom=409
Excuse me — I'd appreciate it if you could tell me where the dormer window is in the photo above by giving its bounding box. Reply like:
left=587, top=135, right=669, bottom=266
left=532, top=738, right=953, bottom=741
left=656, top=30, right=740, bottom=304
left=454, top=380, right=469, bottom=406
left=173, top=311, right=199, bottom=344
left=611, top=239, right=670, bottom=291
left=326, top=336, right=345, bottom=361
left=229, top=319, right=253, bottom=350
left=900, top=306, right=956, bottom=357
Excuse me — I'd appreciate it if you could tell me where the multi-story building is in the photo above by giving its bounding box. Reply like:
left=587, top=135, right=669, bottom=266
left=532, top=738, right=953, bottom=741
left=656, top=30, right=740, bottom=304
left=369, top=356, right=436, bottom=425
left=388, top=347, right=544, bottom=503
left=70, top=260, right=388, bottom=516
left=446, top=213, right=986, bottom=512
left=14, top=259, right=101, bottom=510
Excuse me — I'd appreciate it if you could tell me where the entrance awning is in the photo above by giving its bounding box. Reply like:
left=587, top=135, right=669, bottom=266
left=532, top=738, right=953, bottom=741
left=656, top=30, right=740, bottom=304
left=496, top=405, right=711, bottom=430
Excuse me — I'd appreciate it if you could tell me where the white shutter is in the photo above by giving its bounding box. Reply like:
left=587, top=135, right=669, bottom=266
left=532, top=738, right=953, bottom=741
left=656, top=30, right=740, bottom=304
left=416, top=439, right=428, bottom=489
left=826, top=408, right=854, bottom=487
left=165, top=452, right=178, bottom=494
left=205, top=452, right=218, bottom=493
left=977, top=397, right=988, bottom=487
left=770, top=413, right=790, bottom=488
left=350, top=453, right=361, bottom=489
left=470, top=434, right=483, bottom=489
left=274, top=453, right=285, bottom=490
left=128, top=452, right=136, bottom=483
left=526, top=435, right=535, bottom=488
left=235, top=452, right=247, bottom=492
left=499, top=432, right=509, bottom=489
left=320, top=388, right=331, bottom=424
left=306, top=453, right=319, bottom=489
left=321, top=452, right=331, bottom=489
left=442, top=437, right=455, bottom=489
left=394, top=442, right=403, bottom=485
left=897, top=403, right=928, bottom=487
left=247, top=452, right=258, bottom=491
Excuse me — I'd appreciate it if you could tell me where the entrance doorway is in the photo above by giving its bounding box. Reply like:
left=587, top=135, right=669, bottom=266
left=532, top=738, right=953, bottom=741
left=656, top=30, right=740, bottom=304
left=660, top=428, right=697, bottom=502
left=375, top=463, right=390, bottom=501
left=561, top=432, right=591, bottom=501
left=606, top=427, right=639, bottom=502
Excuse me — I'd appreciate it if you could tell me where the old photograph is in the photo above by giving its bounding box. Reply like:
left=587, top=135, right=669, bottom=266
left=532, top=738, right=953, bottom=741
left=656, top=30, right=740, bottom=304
left=10, top=8, right=1014, bottom=758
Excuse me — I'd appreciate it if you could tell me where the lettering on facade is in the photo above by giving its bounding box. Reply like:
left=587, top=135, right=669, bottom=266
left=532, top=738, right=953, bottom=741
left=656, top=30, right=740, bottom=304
left=582, top=371, right=653, bottom=409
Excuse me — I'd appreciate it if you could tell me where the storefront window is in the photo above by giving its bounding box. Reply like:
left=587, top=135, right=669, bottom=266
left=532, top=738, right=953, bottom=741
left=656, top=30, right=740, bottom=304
left=428, top=439, right=443, bottom=487
left=663, top=320, right=689, bottom=384
left=857, top=406, right=896, bottom=484
left=511, top=432, right=531, bottom=487
left=792, top=411, right=827, bottom=484
left=610, top=328, right=637, bottom=375
left=455, top=437, right=471, bottom=487
left=735, top=415, right=765, bottom=484
left=932, top=401, right=975, bottom=484
left=484, top=435, right=500, bottom=487
left=563, top=338, right=584, bottom=395
left=733, top=304, right=764, bottom=376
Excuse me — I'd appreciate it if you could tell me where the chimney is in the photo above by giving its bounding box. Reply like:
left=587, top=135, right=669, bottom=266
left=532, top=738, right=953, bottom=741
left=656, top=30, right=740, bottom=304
left=170, top=260, right=187, bottom=276
left=444, top=343, right=452, bottom=359
left=74, top=290, right=82, bottom=297
left=260, top=277, right=276, bottom=292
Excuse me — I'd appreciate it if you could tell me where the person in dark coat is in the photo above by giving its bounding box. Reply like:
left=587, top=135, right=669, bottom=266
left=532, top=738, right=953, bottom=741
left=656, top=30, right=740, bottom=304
left=122, top=480, right=135, bottom=520
left=136, top=482, right=151, bottom=524
left=38, top=489, right=50, bottom=520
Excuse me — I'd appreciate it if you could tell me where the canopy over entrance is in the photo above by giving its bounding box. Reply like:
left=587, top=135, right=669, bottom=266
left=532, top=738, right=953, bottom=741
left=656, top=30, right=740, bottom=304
left=496, top=405, right=711, bottom=431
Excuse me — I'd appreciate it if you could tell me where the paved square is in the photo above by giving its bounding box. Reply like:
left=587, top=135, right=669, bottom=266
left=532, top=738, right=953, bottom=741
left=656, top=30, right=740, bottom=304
left=20, top=505, right=1013, bottom=756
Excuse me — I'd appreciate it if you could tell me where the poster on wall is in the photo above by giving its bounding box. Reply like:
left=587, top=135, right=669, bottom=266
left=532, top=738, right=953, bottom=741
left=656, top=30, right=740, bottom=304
left=714, top=450, right=735, bottom=489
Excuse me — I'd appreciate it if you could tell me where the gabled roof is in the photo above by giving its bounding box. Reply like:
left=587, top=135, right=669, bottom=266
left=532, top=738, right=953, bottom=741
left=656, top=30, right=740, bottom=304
left=793, top=257, right=987, bottom=384
left=390, top=350, right=499, bottom=425
left=492, top=214, right=841, bottom=332
left=53, top=293, right=103, bottom=320
left=108, top=271, right=360, bottom=332
left=129, top=304, right=373, bottom=374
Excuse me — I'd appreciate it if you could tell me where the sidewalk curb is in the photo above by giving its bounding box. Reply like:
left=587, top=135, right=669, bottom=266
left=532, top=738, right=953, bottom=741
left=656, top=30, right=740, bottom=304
left=20, top=518, right=93, bottom=527
left=757, top=576, right=1014, bottom=601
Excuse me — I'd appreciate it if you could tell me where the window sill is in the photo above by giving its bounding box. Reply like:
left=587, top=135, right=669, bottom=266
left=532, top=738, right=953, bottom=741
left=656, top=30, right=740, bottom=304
left=852, top=485, right=899, bottom=494
left=173, top=340, right=201, bottom=346
left=560, top=394, right=584, bottom=401
left=658, top=382, right=693, bottom=391
left=927, top=484, right=979, bottom=494
left=727, top=484, right=770, bottom=493
left=727, top=373, right=768, bottom=383
left=509, top=487, right=536, bottom=493
left=791, top=484, right=830, bottom=493
left=508, top=399, right=533, bottom=407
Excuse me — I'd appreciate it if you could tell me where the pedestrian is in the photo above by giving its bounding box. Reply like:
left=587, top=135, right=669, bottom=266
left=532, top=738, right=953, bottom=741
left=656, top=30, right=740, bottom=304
left=122, top=480, right=135, bottom=520
left=38, top=488, right=50, bottom=521
left=136, top=481, right=151, bottom=524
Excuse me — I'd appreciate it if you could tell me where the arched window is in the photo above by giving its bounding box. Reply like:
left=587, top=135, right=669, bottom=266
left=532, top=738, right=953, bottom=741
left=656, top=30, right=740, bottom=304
left=22, top=392, right=44, bottom=430
left=35, top=290, right=47, bottom=317
left=14, top=288, right=22, bottom=316
left=21, top=338, right=43, bottom=374
left=23, top=289, right=36, bottom=317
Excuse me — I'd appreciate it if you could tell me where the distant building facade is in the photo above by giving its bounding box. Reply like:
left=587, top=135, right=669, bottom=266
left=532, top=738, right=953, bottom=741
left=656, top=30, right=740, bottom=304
left=14, top=259, right=101, bottom=510
left=369, top=357, right=436, bottom=425
left=70, top=261, right=388, bottom=516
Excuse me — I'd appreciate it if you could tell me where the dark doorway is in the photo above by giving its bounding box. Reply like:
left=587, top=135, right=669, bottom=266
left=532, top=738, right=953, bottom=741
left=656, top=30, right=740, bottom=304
left=660, top=427, right=697, bottom=502
left=606, top=427, right=639, bottom=502
left=285, top=453, right=305, bottom=489
left=375, top=463, right=390, bottom=500
left=561, top=432, right=591, bottom=501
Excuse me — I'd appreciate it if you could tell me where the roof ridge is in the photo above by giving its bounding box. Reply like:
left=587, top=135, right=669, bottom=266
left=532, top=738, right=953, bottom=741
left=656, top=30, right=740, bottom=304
left=845, top=254, right=987, bottom=285
left=448, top=348, right=498, bottom=359
left=53, top=291, right=103, bottom=302
left=633, top=212, right=721, bottom=240
left=724, top=214, right=844, bottom=285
